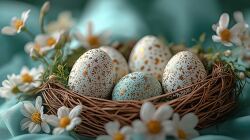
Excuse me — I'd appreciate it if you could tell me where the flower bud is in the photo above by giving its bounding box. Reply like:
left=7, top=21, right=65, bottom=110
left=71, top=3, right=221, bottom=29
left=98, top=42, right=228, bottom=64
left=41, top=1, right=50, bottom=14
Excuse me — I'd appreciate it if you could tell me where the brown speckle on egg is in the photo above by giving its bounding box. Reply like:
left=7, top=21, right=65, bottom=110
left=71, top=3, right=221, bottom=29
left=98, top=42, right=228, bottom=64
left=129, top=35, right=172, bottom=80
left=162, top=51, right=207, bottom=97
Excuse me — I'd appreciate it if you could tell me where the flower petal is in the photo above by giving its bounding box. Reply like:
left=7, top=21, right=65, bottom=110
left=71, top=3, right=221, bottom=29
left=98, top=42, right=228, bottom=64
left=132, top=120, right=146, bottom=133
left=212, top=24, right=218, bottom=31
left=162, top=120, right=175, bottom=136
left=45, top=115, right=59, bottom=127
left=21, top=9, right=30, bottom=23
left=212, top=35, right=221, bottom=42
left=120, top=126, right=133, bottom=135
left=1, top=26, right=16, bottom=35
left=140, top=102, right=156, bottom=122
left=23, top=102, right=36, bottom=114
left=219, top=13, right=229, bottom=29
left=234, top=11, right=245, bottom=23
left=41, top=122, right=50, bottom=133
left=180, top=113, right=199, bottom=129
left=153, top=104, right=173, bottom=121
left=104, top=121, right=120, bottom=136
left=66, top=117, right=81, bottom=131
left=69, top=105, right=83, bottom=119
left=223, top=42, right=233, bottom=47
left=57, top=106, right=70, bottom=118
left=20, top=104, right=32, bottom=118
left=172, top=113, right=180, bottom=125
left=20, top=118, right=31, bottom=130
left=53, top=127, right=65, bottom=135
left=35, top=34, right=49, bottom=46
left=186, top=129, right=200, bottom=139
left=35, top=96, right=42, bottom=111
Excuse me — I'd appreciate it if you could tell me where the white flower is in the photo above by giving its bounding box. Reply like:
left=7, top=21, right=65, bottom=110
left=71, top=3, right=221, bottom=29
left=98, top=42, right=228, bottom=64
left=172, top=113, right=199, bottom=140
left=234, top=11, right=249, bottom=28
left=212, top=13, right=246, bottom=46
left=18, top=65, right=44, bottom=92
left=97, top=121, right=133, bottom=140
left=20, top=96, right=50, bottom=133
left=35, top=32, right=61, bottom=49
left=132, top=102, right=174, bottom=140
left=47, top=11, right=74, bottom=33
left=74, top=22, right=110, bottom=49
left=1, top=9, right=30, bottom=35
left=0, top=74, right=22, bottom=99
left=45, top=105, right=83, bottom=135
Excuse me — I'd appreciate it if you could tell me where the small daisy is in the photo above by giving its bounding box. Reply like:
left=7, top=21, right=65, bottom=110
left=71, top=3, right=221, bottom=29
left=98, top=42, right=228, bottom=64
left=0, top=74, right=22, bottom=99
left=132, top=102, right=174, bottom=140
left=97, top=121, right=133, bottom=140
left=172, top=113, right=199, bottom=140
left=212, top=13, right=245, bottom=46
left=18, top=65, right=44, bottom=92
left=45, top=105, right=83, bottom=135
left=20, top=96, right=50, bottom=133
left=35, top=32, right=61, bottom=49
left=1, top=9, right=30, bottom=35
left=74, top=22, right=109, bottom=49
left=47, top=11, right=74, bottom=33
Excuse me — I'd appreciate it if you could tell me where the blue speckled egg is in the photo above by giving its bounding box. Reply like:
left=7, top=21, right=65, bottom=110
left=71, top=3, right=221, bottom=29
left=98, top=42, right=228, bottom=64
left=112, top=72, right=162, bottom=101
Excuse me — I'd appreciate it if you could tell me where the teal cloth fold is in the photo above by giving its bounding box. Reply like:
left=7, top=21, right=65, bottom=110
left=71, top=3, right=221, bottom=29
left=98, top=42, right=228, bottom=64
left=0, top=0, right=250, bottom=140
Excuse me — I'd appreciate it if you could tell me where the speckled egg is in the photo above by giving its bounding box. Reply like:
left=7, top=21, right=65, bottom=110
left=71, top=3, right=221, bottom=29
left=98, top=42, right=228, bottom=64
left=129, top=35, right=172, bottom=80
left=112, top=72, right=162, bottom=101
left=100, top=46, right=129, bottom=83
left=68, top=49, right=114, bottom=98
left=162, top=51, right=207, bottom=98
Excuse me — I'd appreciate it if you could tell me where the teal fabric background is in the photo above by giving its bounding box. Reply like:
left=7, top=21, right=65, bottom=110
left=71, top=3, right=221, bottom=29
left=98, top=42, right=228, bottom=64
left=0, top=0, right=250, bottom=140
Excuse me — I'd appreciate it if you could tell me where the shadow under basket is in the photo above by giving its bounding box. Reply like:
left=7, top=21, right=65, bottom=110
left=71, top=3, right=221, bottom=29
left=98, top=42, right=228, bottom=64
left=41, top=63, right=240, bottom=137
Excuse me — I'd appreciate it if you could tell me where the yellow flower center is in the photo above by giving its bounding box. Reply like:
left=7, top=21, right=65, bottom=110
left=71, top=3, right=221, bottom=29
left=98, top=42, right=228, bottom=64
left=21, top=73, right=33, bottom=83
left=59, top=117, right=71, bottom=128
left=47, top=37, right=56, bottom=46
left=146, top=120, right=162, bottom=134
left=220, top=29, right=231, bottom=42
left=11, top=86, right=20, bottom=94
left=31, top=112, right=41, bottom=124
left=87, top=35, right=100, bottom=48
left=14, top=19, right=24, bottom=30
left=178, top=129, right=187, bottom=139
left=113, top=132, right=125, bottom=140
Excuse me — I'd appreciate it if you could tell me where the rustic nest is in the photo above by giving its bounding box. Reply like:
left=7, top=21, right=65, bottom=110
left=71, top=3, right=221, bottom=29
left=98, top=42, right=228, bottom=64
left=41, top=63, right=240, bottom=137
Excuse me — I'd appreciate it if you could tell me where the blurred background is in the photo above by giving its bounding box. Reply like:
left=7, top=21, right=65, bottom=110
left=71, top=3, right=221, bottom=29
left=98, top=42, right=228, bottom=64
left=0, top=0, right=250, bottom=81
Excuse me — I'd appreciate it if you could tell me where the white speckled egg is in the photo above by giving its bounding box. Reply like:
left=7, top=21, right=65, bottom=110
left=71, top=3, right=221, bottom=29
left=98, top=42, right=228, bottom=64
left=129, top=35, right=172, bottom=80
left=68, top=49, right=114, bottom=98
left=162, top=51, right=207, bottom=98
left=100, top=46, right=129, bottom=83
left=112, top=72, right=162, bottom=101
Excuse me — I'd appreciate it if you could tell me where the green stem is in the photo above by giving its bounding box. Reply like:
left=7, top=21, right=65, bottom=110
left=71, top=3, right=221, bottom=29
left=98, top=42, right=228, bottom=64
left=39, top=13, right=46, bottom=33
left=22, top=27, right=35, bottom=39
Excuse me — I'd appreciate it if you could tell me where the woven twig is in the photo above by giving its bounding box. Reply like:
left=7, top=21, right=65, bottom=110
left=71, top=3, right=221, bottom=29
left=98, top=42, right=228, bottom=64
left=42, top=63, right=238, bottom=137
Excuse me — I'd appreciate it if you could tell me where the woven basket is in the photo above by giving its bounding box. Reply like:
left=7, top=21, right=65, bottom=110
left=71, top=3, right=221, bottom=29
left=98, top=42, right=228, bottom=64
left=41, top=62, right=239, bottom=137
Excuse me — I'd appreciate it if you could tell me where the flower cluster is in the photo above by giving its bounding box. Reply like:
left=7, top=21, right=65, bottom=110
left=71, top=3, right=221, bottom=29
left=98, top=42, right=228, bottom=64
left=210, top=12, right=250, bottom=79
left=20, top=96, right=83, bottom=135
left=212, top=12, right=248, bottom=47
left=0, top=65, right=44, bottom=99
left=97, top=102, right=199, bottom=140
